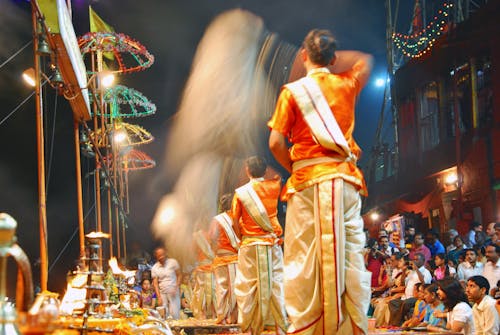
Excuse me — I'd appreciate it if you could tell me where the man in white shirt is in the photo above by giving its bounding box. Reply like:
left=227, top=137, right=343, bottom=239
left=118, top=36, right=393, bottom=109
left=152, top=247, right=182, bottom=319
left=466, top=275, right=500, bottom=335
left=457, top=248, right=484, bottom=283
left=482, top=244, right=500, bottom=294
left=388, top=253, right=432, bottom=326
left=379, top=235, right=399, bottom=258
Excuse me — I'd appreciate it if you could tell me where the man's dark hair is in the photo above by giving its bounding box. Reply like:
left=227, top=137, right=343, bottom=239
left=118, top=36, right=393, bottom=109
left=471, top=221, right=482, bottom=229
left=468, top=275, right=490, bottom=292
left=486, top=244, right=500, bottom=254
left=428, top=229, right=440, bottom=238
left=437, top=278, right=469, bottom=310
left=414, top=252, right=425, bottom=263
left=464, top=248, right=477, bottom=256
left=414, top=232, right=425, bottom=240
left=367, top=238, right=377, bottom=249
left=303, top=29, right=337, bottom=66
left=219, top=193, right=233, bottom=212
left=246, top=156, right=267, bottom=178
left=393, top=252, right=404, bottom=260
left=378, top=236, right=389, bottom=243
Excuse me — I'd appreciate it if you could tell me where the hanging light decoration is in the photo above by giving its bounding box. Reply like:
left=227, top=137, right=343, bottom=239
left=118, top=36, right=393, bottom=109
left=392, top=2, right=453, bottom=59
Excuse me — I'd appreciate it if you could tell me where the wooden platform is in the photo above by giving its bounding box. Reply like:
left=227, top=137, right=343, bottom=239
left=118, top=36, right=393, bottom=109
left=169, top=323, right=241, bottom=335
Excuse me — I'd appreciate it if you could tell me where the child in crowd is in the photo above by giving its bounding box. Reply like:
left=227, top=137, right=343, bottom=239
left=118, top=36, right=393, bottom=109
left=139, top=278, right=156, bottom=309
left=433, top=253, right=456, bottom=281
left=419, top=283, right=446, bottom=330
left=402, top=283, right=427, bottom=328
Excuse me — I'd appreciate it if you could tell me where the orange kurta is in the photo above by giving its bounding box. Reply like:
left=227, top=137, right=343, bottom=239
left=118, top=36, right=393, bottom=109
left=210, top=216, right=238, bottom=255
left=231, top=176, right=283, bottom=245
left=267, top=66, right=367, bottom=198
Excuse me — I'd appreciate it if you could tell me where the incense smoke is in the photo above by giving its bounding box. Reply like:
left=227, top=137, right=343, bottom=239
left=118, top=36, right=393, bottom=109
left=152, top=9, right=270, bottom=267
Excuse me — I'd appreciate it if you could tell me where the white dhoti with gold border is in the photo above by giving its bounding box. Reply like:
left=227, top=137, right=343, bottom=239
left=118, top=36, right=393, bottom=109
left=235, top=241, right=287, bottom=334
left=191, top=267, right=216, bottom=319
left=212, top=254, right=238, bottom=323
left=284, top=178, right=371, bottom=335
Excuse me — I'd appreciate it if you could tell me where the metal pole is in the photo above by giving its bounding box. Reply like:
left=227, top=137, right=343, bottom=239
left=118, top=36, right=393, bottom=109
left=453, top=70, right=463, bottom=221
left=31, top=3, right=48, bottom=292
left=386, top=0, right=399, bottom=176
left=74, top=120, right=85, bottom=257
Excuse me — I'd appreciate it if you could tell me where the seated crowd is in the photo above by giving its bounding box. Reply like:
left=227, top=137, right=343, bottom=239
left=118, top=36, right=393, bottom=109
left=366, top=222, right=500, bottom=334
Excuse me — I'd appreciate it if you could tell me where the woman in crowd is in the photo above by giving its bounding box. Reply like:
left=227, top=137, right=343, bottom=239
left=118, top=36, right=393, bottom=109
left=447, top=236, right=467, bottom=265
left=435, top=278, right=474, bottom=335
left=371, top=253, right=409, bottom=327
left=401, top=283, right=427, bottom=328
left=419, top=283, right=446, bottom=330
left=433, top=253, right=456, bottom=281
left=365, top=238, right=386, bottom=291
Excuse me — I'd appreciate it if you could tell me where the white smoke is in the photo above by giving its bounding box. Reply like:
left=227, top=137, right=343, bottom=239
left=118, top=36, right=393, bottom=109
left=153, top=9, right=269, bottom=268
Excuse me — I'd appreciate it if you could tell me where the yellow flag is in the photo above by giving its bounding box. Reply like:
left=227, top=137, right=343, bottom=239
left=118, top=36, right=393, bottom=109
left=89, top=6, right=115, bottom=60
left=38, top=0, right=59, bottom=33
left=89, top=6, right=115, bottom=33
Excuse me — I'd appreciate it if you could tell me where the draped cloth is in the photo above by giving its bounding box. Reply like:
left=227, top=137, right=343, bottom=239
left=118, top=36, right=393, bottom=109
left=235, top=242, right=287, bottom=334
left=191, top=267, right=216, bottom=319
left=213, top=257, right=238, bottom=323
left=284, top=178, right=371, bottom=335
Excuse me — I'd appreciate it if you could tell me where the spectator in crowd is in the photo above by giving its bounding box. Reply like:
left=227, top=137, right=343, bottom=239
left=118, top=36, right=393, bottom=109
left=446, top=229, right=459, bottom=253
left=405, top=225, right=416, bottom=245
left=494, top=223, right=500, bottom=247
left=466, top=222, right=484, bottom=248
left=379, top=228, right=398, bottom=249
left=401, top=283, right=427, bottom=328
left=151, top=246, right=182, bottom=319
left=409, top=233, right=432, bottom=264
left=466, top=275, right=500, bottom=335
left=379, top=235, right=399, bottom=257
left=365, top=238, right=385, bottom=290
left=477, top=245, right=488, bottom=265
left=371, top=253, right=408, bottom=327
left=485, top=222, right=498, bottom=246
left=457, top=248, right=484, bottom=284
left=419, top=283, right=446, bottom=331
left=139, top=278, right=157, bottom=309
left=436, top=278, right=475, bottom=335
left=448, top=235, right=467, bottom=265
left=389, top=253, right=432, bottom=326
left=482, top=244, right=500, bottom=295
left=433, top=253, right=456, bottom=281
left=426, top=230, right=445, bottom=257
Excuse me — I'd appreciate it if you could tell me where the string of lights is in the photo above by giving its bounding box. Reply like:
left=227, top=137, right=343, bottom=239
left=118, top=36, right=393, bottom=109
left=392, top=2, right=453, bottom=59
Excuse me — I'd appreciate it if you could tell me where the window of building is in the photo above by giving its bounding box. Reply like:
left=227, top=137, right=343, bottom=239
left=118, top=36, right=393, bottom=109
left=448, top=62, right=472, bottom=134
left=419, top=81, right=440, bottom=151
left=476, top=56, right=493, bottom=128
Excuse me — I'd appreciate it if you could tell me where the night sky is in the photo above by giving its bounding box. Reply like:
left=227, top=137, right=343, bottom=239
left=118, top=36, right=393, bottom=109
left=0, top=0, right=414, bottom=293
